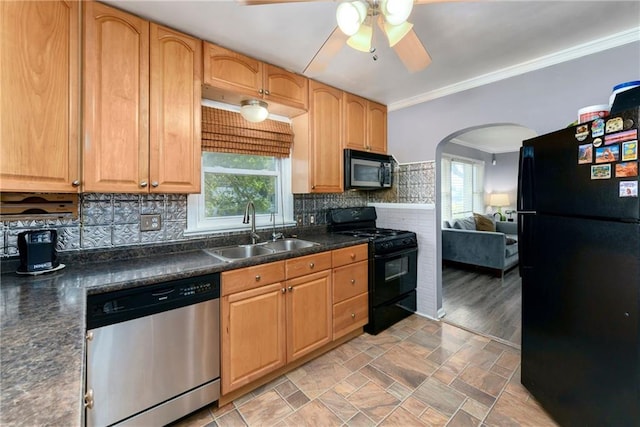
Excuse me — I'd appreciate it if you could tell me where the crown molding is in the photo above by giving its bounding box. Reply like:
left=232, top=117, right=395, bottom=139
left=388, top=27, right=640, bottom=112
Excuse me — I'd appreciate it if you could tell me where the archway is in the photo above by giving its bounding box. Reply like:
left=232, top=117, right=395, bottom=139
left=435, top=123, right=536, bottom=346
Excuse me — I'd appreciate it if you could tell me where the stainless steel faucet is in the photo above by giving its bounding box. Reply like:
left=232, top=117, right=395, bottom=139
left=242, top=201, right=260, bottom=244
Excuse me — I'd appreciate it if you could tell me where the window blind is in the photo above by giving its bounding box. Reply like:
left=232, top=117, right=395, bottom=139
left=201, top=106, right=294, bottom=158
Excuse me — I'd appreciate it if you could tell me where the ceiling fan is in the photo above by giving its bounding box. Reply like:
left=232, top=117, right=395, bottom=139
left=239, top=0, right=456, bottom=75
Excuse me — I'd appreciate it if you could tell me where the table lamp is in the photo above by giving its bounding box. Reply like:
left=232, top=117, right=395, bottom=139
left=489, top=193, right=510, bottom=221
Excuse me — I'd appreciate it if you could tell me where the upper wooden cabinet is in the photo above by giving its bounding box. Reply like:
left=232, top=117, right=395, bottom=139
left=0, top=1, right=80, bottom=193
left=83, top=2, right=201, bottom=193
left=291, top=80, right=343, bottom=193
left=202, top=42, right=308, bottom=117
left=343, top=92, right=387, bottom=154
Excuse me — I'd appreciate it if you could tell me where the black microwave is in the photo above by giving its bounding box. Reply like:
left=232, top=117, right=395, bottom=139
left=344, top=149, right=393, bottom=190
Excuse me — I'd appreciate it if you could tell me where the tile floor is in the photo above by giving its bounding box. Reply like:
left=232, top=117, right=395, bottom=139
left=171, top=315, right=558, bottom=427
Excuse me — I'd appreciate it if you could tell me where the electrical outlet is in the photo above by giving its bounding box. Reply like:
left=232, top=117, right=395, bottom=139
left=309, top=215, right=315, bottom=224
left=140, top=214, right=161, bottom=231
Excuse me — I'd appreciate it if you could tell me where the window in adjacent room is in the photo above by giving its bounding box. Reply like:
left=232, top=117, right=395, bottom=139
left=441, top=154, right=484, bottom=222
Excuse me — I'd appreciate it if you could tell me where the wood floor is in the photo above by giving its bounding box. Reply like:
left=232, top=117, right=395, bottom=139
left=442, top=263, right=521, bottom=347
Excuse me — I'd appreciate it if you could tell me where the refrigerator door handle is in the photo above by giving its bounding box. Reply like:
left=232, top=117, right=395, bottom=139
left=518, top=146, right=535, bottom=211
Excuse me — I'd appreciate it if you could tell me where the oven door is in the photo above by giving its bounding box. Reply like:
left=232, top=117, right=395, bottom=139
left=372, top=247, right=417, bottom=307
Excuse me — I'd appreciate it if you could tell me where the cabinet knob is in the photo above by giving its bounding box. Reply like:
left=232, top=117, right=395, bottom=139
left=84, top=389, right=94, bottom=409
left=72, top=180, right=80, bottom=187
left=151, top=181, right=159, bottom=188
left=350, top=253, right=356, bottom=260
left=258, top=89, right=264, bottom=94
left=264, top=90, right=270, bottom=96
left=288, top=286, right=293, bottom=292
left=255, top=275, right=261, bottom=281
left=311, top=185, right=316, bottom=190
left=309, top=262, right=314, bottom=269
left=351, top=313, right=356, bottom=319
left=140, top=181, right=148, bottom=188
left=351, top=279, right=356, bottom=284
left=281, top=288, right=286, bottom=294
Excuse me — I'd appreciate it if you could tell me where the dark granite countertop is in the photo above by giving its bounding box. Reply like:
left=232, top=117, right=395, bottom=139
left=0, top=232, right=367, bottom=426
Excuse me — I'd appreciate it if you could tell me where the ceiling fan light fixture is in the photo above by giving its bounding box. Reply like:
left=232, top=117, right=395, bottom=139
left=336, top=1, right=368, bottom=36
left=381, top=0, right=413, bottom=26
left=383, top=20, right=413, bottom=47
left=240, top=99, right=269, bottom=123
left=346, top=23, right=373, bottom=52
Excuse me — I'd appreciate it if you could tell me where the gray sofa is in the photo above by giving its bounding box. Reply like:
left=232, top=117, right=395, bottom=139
left=442, top=215, right=519, bottom=276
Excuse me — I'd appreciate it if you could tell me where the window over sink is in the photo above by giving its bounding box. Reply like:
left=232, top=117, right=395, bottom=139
left=187, top=152, right=294, bottom=234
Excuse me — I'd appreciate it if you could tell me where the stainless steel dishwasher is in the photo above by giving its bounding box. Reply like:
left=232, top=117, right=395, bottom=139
left=84, top=273, right=220, bottom=427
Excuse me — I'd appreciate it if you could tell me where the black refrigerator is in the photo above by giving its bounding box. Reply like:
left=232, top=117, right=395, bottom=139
left=518, top=106, right=639, bottom=426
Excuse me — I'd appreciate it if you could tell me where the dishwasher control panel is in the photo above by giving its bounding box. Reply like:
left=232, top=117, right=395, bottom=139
left=87, top=273, right=220, bottom=329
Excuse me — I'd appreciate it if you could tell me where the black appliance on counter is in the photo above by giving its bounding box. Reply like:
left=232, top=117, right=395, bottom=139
left=518, top=106, right=640, bottom=425
left=17, top=229, right=59, bottom=273
left=328, top=206, right=417, bottom=334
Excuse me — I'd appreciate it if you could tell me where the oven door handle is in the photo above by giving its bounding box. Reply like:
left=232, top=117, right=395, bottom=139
left=373, top=246, right=418, bottom=260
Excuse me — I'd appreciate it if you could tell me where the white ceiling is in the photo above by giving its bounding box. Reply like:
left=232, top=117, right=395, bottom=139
left=104, top=0, right=640, bottom=153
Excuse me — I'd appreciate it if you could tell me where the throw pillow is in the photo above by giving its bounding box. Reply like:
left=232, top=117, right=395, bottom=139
left=453, top=217, right=477, bottom=230
left=506, top=237, right=517, bottom=245
left=473, top=213, right=496, bottom=232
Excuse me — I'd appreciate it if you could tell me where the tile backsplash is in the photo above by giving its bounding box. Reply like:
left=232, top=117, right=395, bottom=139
left=1, top=161, right=434, bottom=256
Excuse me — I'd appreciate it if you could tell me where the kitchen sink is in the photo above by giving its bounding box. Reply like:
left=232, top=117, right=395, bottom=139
left=204, top=238, right=319, bottom=262
left=264, top=238, right=319, bottom=252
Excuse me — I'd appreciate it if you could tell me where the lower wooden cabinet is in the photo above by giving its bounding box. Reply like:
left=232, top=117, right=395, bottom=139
left=221, top=245, right=368, bottom=396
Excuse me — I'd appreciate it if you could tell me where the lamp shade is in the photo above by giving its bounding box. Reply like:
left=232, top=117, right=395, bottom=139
left=346, top=23, right=373, bottom=52
left=489, top=193, right=510, bottom=207
left=381, top=0, right=413, bottom=26
left=240, top=99, right=268, bottom=123
left=336, top=1, right=367, bottom=36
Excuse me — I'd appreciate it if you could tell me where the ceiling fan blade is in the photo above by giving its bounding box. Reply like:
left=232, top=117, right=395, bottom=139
left=392, top=27, right=432, bottom=72
left=303, top=26, right=348, bottom=75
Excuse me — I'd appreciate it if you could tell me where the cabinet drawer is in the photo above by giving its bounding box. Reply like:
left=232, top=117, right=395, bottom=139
left=286, top=251, right=332, bottom=280
left=332, top=261, right=368, bottom=304
left=222, top=261, right=285, bottom=296
left=333, top=293, right=368, bottom=340
left=332, top=244, right=368, bottom=268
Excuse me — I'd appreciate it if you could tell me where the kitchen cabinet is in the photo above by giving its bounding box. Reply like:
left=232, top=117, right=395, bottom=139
left=0, top=0, right=80, bottom=193
left=291, top=80, right=343, bottom=193
left=202, top=42, right=307, bottom=116
left=343, top=92, right=387, bottom=154
left=332, top=244, right=369, bottom=339
left=285, top=254, right=332, bottom=361
left=83, top=2, right=201, bottom=193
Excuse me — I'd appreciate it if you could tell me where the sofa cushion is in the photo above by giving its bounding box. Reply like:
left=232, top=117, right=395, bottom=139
left=506, top=244, right=519, bottom=257
left=452, top=216, right=476, bottom=230
left=473, top=213, right=496, bottom=232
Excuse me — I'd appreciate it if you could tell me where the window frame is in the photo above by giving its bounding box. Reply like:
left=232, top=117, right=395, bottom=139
left=441, top=154, right=485, bottom=222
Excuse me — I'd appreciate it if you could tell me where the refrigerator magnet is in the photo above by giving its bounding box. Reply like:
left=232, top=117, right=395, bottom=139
left=619, top=181, right=638, bottom=197
left=606, top=117, right=623, bottom=133
left=615, top=161, right=638, bottom=178
left=593, top=138, right=602, bottom=147
left=591, top=164, right=611, bottom=179
left=622, top=140, right=637, bottom=161
left=623, top=118, right=634, bottom=130
left=591, top=118, right=605, bottom=137
left=595, top=145, right=619, bottom=163
left=575, top=124, right=589, bottom=141
left=578, top=144, right=593, bottom=164
left=604, top=129, right=638, bottom=145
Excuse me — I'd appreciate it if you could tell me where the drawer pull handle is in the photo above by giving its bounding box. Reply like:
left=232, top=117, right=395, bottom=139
left=309, top=262, right=315, bottom=268
left=350, top=253, right=356, bottom=260
left=288, top=286, right=293, bottom=292
left=351, top=313, right=356, bottom=319
left=350, top=279, right=356, bottom=284
left=255, top=275, right=261, bottom=281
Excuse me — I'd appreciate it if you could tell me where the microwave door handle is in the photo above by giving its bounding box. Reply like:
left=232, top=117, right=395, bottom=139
left=379, top=163, right=384, bottom=187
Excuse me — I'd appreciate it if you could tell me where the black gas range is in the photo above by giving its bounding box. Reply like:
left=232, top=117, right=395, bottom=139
left=328, top=207, right=418, bottom=334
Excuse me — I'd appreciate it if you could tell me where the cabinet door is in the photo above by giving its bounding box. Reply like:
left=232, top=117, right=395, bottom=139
left=343, top=92, right=368, bottom=152
left=367, top=101, right=387, bottom=154
left=309, top=80, right=343, bottom=193
left=149, top=24, right=201, bottom=193
left=203, top=42, right=262, bottom=98
left=221, top=282, right=286, bottom=394
left=0, top=1, right=80, bottom=192
left=286, top=270, right=332, bottom=362
left=83, top=1, right=149, bottom=193
left=264, top=64, right=308, bottom=111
